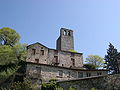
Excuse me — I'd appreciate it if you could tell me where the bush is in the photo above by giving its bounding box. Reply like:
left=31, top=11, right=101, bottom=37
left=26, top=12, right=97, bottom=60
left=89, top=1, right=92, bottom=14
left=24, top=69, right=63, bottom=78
left=49, top=78, right=58, bottom=83
left=41, top=78, right=63, bottom=90
left=2, top=78, right=38, bottom=90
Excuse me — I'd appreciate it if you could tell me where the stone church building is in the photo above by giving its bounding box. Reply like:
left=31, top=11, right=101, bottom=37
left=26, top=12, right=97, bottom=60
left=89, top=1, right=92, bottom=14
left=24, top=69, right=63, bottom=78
left=25, top=28, right=108, bottom=84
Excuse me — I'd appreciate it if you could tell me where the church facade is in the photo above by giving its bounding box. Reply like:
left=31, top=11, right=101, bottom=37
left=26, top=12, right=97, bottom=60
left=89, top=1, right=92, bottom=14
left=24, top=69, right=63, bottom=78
left=25, top=28, right=108, bottom=83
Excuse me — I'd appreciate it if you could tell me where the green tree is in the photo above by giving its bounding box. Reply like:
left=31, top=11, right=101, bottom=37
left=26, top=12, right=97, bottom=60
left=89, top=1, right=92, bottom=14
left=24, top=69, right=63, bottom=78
left=0, top=45, right=17, bottom=65
left=0, top=27, right=20, bottom=46
left=0, top=46, right=19, bottom=81
left=104, top=43, right=120, bottom=74
left=13, top=43, right=27, bottom=61
left=83, top=64, right=96, bottom=70
left=85, top=55, right=104, bottom=69
left=0, top=27, right=27, bottom=84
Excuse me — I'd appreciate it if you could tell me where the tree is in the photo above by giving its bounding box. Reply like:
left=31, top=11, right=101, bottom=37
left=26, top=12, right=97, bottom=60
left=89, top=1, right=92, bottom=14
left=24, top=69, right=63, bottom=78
left=0, top=27, right=20, bottom=46
left=85, top=55, right=104, bottom=69
left=13, top=43, right=27, bottom=61
left=104, top=43, right=120, bottom=74
left=0, top=27, right=27, bottom=84
left=83, top=64, right=96, bottom=70
left=0, top=45, right=18, bottom=65
left=0, top=46, right=19, bottom=81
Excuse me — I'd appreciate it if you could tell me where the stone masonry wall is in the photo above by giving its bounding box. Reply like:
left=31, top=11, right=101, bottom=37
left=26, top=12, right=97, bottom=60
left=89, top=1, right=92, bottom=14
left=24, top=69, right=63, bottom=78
left=26, top=43, right=83, bottom=68
left=57, top=28, right=74, bottom=51
left=61, top=35, right=74, bottom=51
left=48, top=49, right=83, bottom=68
left=26, top=63, right=108, bottom=83
left=26, top=43, right=48, bottom=64
left=58, top=74, right=120, bottom=90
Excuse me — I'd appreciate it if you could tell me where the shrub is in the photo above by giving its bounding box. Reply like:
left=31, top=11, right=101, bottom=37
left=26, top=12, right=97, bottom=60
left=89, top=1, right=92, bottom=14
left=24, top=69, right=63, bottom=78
left=2, top=78, right=38, bottom=90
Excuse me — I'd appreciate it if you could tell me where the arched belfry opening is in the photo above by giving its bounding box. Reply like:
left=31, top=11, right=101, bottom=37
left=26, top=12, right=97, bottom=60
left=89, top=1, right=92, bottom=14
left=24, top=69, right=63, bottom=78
left=56, top=28, right=74, bottom=51
left=63, top=30, right=71, bottom=36
left=63, top=30, right=67, bottom=36
left=68, top=31, right=71, bottom=36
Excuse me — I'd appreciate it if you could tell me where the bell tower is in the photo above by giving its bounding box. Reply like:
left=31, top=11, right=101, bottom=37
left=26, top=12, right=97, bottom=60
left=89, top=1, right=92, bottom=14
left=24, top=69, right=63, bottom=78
left=56, top=28, right=74, bottom=51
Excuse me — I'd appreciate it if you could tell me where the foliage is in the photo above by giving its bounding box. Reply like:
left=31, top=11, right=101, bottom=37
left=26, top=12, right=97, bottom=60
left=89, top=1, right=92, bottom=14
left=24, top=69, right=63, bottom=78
left=91, top=88, right=98, bottom=90
left=0, top=45, right=19, bottom=80
left=49, top=78, right=58, bottom=83
left=0, top=45, right=18, bottom=65
left=0, top=66, right=18, bottom=81
left=69, top=87, right=75, bottom=90
left=41, top=79, right=63, bottom=90
left=41, top=83, right=56, bottom=90
left=0, top=44, right=27, bottom=79
left=0, top=27, right=20, bottom=46
left=69, top=49, right=77, bottom=53
left=83, top=64, right=96, bottom=70
left=1, top=78, right=38, bottom=90
left=85, top=55, right=104, bottom=69
left=0, top=27, right=27, bottom=85
left=13, top=43, right=27, bottom=61
left=104, top=43, right=120, bottom=74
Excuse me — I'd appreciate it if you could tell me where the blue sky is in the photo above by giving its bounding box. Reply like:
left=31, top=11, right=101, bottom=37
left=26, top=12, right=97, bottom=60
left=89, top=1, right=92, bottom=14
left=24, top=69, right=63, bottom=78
left=0, top=0, right=120, bottom=61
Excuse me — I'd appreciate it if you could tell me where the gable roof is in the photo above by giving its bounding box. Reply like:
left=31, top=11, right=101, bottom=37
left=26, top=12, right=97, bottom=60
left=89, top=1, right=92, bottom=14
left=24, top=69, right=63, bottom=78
left=27, top=42, right=48, bottom=49
left=27, top=42, right=83, bottom=54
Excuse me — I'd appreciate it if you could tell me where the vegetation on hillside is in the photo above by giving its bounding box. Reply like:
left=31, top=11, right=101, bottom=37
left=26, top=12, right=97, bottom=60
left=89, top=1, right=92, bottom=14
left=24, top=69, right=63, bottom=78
left=0, top=27, right=27, bottom=89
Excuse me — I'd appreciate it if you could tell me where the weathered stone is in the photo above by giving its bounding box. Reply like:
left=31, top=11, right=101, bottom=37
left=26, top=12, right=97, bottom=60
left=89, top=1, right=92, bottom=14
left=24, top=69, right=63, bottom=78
left=26, top=63, right=108, bottom=84
left=56, top=28, right=74, bottom=51
left=25, top=28, right=108, bottom=84
left=26, top=42, right=83, bottom=68
left=57, top=74, right=120, bottom=90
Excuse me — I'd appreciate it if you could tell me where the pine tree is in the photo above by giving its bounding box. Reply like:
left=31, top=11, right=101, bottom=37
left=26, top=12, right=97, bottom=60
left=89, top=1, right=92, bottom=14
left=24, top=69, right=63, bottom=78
left=105, top=43, right=119, bottom=74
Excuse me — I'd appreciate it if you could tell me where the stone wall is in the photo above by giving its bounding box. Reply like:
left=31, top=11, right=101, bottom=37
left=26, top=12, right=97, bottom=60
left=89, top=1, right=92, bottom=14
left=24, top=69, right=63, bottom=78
left=58, top=74, right=120, bottom=90
left=57, top=28, right=74, bottom=51
left=26, top=43, right=83, bottom=68
left=26, top=63, right=108, bottom=83
left=118, top=59, right=120, bottom=72
left=48, top=49, right=83, bottom=68
left=26, top=43, right=48, bottom=64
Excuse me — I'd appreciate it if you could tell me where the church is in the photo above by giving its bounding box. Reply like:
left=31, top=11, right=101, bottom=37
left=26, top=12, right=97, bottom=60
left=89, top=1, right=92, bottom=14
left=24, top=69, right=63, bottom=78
left=25, top=28, right=108, bottom=84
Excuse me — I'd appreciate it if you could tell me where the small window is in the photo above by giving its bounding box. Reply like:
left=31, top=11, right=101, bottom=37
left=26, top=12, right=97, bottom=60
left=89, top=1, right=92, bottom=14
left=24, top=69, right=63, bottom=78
left=86, top=73, right=91, bottom=77
left=41, top=50, right=44, bottom=55
left=71, top=53, right=74, bottom=57
left=58, top=70, right=63, bottom=77
left=97, top=72, right=102, bottom=75
left=54, top=50, right=58, bottom=55
left=35, top=59, right=39, bottom=63
left=54, top=56, right=59, bottom=63
left=78, top=72, right=83, bottom=78
left=32, top=49, right=36, bottom=55
left=67, top=71, right=70, bottom=78
left=71, top=58, right=75, bottom=66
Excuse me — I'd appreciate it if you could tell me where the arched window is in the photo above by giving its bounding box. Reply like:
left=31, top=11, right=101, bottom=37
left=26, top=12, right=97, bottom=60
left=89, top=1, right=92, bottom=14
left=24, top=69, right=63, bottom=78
left=68, top=31, right=71, bottom=36
left=63, top=30, right=67, bottom=35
